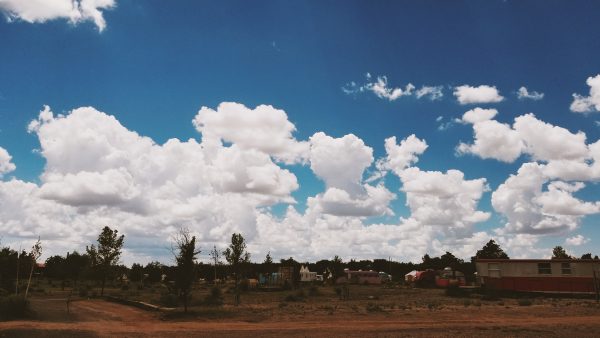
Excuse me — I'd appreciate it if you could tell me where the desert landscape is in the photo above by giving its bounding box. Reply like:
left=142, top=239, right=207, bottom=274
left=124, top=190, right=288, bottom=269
left=2, top=284, right=600, bottom=337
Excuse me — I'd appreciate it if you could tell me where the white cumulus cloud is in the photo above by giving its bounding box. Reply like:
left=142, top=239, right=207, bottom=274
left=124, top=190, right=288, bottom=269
left=453, top=85, right=504, bottom=105
left=193, top=102, right=308, bottom=164
left=570, top=74, right=600, bottom=113
left=0, top=146, right=16, bottom=177
left=517, top=86, right=544, bottom=101
left=0, top=0, right=115, bottom=31
left=565, top=234, right=589, bottom=246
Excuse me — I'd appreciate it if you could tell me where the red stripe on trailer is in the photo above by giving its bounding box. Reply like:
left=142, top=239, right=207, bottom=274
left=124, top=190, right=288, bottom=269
left=483, top=276, right=595, bottom=293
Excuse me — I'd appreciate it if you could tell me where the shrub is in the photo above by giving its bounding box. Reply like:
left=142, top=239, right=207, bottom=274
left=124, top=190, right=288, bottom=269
left=204, top=287, right=224, bottom=306
left=284, top=290, right=305, bottom=302
left=239, top=279, right=249, bottom=292
left=481, top=289, right=500, bottom=301
left=160, top=293, right=179, bottom=307
left=308, top=285, right=319, bottom=297
left=121, top=285, right=129, bottom=291
left=334, top=287, right=342, bottom=296
left=366, top=302, right=383, bottom=312
left=445, top=285, right=467, bottom=297
left=78, top=285, right=89, bottom=297
left=0, top=295, right=30, bottom=320
left=518, top=298, right=532, bottom=306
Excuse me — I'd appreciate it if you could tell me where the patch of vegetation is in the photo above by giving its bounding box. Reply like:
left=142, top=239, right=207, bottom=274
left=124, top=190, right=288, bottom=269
left=203, top=286, right=224, bottom=306
left=445, top=285, right=468, bottom=298
left=284, top=289, right=306, bottom=302
left=366, top=302, right=383, bottom=312
left=160, top=293, right=179, bottom=307
left=0, top=295, right=30, bottom=320
left=518, top=298, right=533, bottom=306
left=481, top=289, right=500, bottom=301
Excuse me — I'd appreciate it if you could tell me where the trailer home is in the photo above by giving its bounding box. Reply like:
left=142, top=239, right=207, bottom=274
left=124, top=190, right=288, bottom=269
left=475, top=259, right=600, bottom=294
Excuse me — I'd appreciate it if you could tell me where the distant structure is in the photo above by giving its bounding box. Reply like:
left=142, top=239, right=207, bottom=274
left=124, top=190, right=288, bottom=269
left=475, top=259, right=600, bottom=294
left=299, top=265, right=317, bottom=282
left=337, top=269, right=382, bottom=285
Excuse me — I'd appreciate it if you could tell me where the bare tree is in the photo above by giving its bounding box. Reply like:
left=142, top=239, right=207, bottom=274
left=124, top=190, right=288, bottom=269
left=25, top=237, right=42, bottom=298
left=210, top=245, right=220, bottom=282
left=172, top=228, right=201, bottom=313
left=86, top=226, right=125, bottom=296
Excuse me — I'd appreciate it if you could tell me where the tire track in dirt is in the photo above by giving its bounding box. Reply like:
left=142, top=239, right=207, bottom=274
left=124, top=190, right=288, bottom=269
left=2, top=299, right=600, bottom=337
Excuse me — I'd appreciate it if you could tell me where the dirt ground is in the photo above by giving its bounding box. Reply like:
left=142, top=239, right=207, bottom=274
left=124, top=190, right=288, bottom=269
left=2, top=286, right=600, bottom=337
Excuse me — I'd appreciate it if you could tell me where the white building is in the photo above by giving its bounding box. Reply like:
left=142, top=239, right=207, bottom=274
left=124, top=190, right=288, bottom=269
left=300, top=265, right=317, bottom=282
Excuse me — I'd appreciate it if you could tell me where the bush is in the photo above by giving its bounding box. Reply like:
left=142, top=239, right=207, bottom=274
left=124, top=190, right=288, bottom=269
left=445, top=285, right=467, bottom=297
left=308, top=285, right=319, bottom=297
left=0, top=295, right=30, bottom=320
left=334, top=287, right=342, bottom=296
left=481, top=289, right=500, bottom=301
left=284, top=290, right=305, bottom=302
left=518, top=298, right=532, bottom=306
left=366, top=302, right=383, bottom=312
left=160, top=293, right=179, bottom=307
left=78, top=285, right=89, bottom=297
left=239, top=279, right=249, bottom=292
left=204, top=287, right=224, bottom=306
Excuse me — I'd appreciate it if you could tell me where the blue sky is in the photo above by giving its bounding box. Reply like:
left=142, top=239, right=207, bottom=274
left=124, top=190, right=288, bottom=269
left=1, top=0, right=600, bottom=264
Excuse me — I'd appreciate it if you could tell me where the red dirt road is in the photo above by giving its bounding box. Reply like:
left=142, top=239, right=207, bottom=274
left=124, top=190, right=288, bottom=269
left=2, top=298, right=600, bottom=337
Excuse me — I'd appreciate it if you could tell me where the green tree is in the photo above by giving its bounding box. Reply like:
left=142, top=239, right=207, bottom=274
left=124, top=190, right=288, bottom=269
left=45, top=255, right=66, bottom=280
left=552, top=246, right=571, bottom=259
left=223, top=233, right=250, bottom=305
left=144, top=261, right=164, bottom=283
left=263, top=251, right=273, bottom=275
left=473, top=240, right=509, bottom=260
left=86, top=226, right=125, bottom=296
left=64, top=251, right=89, bottom=286
left=173, top=228, right=201, bottom=313
left=330, top=255, right=344, bottom=281
left=129, top=263, right=144, bottom=283
left=581, top=253, right=593, bottom=260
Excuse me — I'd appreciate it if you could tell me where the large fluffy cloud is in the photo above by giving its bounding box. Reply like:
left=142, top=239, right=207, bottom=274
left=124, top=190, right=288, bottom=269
left=457, top=108, right=524, bottom=162
left=459, top=109, right=600, bottom=236
left=459, top=110, right=588, bottom=164
left=453, top=85, right=504, bottom=105
left=0, top=146, right=16, bottom=177
left=4, top=102, right=596, bottom=263
left=308, top=132, right=373, bottom=193
left=0, top=0, right=115, bottom=31
left=378, top=135, right=490, bottom=237
left=570, top=74, right=600, bottom=113
left=492, top=162, right=600, bottom=235
left=193, top=102, right=308, bottom=164
left=4, top=104, right=307, bottom=261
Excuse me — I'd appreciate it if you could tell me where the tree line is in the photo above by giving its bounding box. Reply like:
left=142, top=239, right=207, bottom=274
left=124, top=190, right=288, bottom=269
left=1, top=227, right=599, bottom=303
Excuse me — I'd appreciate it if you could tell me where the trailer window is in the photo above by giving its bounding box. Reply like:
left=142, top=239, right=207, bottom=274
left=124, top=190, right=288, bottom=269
left=488, top=263, right=500, bottom=277
left=538, top=263, right=552, bottom=274
left=561, top=263, right=572, bottom=275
